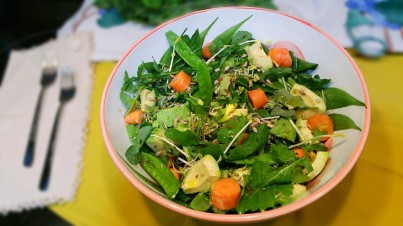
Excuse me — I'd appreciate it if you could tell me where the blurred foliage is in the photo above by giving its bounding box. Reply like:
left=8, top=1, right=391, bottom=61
left=94, top=0, right=276, bottom=26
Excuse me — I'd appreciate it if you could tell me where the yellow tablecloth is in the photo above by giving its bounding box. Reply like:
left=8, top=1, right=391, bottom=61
left=50, top=52, right=403, bottom=226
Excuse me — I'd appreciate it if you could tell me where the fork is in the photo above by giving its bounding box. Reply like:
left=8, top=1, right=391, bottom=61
left=23, top=57, right=57, bottom=167
left=39, top=66, right=75, bottom=191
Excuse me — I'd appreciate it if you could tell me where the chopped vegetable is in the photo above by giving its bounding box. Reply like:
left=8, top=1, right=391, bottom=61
left=268, top=47, right=292, bottom=67
left=247, top=88, right=268, bottom=109
left=294, top=148, right=305, bottom=158
left=169, top=70, right=191, bottom=92
left=307, top=114, right=334, bottom=141
left=124, top=110, right=144, bottom=124
left=202, top=43, right=213, bottom=59
left=210, top=178, right=241, bottom=211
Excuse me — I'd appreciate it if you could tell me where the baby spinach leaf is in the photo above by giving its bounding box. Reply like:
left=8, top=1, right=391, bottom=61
left=236, top=186, right=276, bottom=214
left=270, top=105, right=295, bottom=117
left=329, top=113, right=362, bottom=131
left=125, top=123, right=153, bottom=164
left=209, top=15, right=252, bottom=53
left=295, top=73, right=331, bottom=90
left=236, top=184, right=293, bottom=214
left=231, top=30, right=253, bottom=45
left=273, top=89, right=305, bottom=108
left=292, top=56, right=318, bottom=73
left=269, top=143, right=295, bottom=163
left=261, top=67, right=293, bottom=81
left=231, top=153, right=278, bottom=165
left=188, top=29, right=202, bottom=57
left=270, top=118, right=296, bottom=142
left=226, top=124, right=270, bottom=161
left=217, top=116, right=249, bottom=143
left=198, top=144, right=226, bottom=159
left=164, top=128, right=199, bottom=146
left=324, top=87, right=366, bottom=109
left=125, top=144, right=139, bottom=165
left=200, top=17, right=218, bottom=44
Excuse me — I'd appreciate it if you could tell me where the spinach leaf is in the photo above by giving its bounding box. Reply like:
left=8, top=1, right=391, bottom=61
left=273, top=89, right=305, bottom=108
left=198, top=144, right=226, bottom=159
left=231, top=153, right=277, bottom=165
left=226, top=124, right=269, bottom=161
left=188, top=29, right=203, bottom=58
left=232, top=30, right=253, bottom=45
left=200, top=17, right=218, bottom=43
left=324, top=87, right=366, bottom=109
left=270, top=105, right=295, bottom=117
left=217, top=116, right=249, bottom=143
left=236, top=186, right=276, bottom=214
left=269, top=143, right=295, bottom=163
left=209, top=15, right=252, bottom=53
left=125, top=123, right=153, bottom=164
left=329, top=113, right=362, bottom=131
left=236, top=184, right=293, bottom=214
left=295, top=73, right=331, bottom=90
left=292, top=56, right=318, bottom=73
left=261, top=67, right=293, bottom=81
left=270, top=118, right=296, bottom=142
left=164, top=128, right=199, bottom=146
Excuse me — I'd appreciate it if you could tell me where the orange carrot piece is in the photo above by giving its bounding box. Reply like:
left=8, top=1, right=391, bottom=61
left=268, top=47, right=292, bottom=67
left=124, top=110, right=144, bottom=124
left=210, top=178, right=241, bottom=211
left=307, top=114, right=334, bottom=141
left=247, top=88, right=268, bottom=109
left=169, top=167, right=180, bottom=180
left=294, top=148, right=305, bottom=158
left=169, top=70, right=191, bottom=92
left=202, top=43, right=213, bottom=59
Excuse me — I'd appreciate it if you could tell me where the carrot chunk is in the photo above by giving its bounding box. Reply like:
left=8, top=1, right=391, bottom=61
left=307, top=114, right=334, bottom=141
left=169, top=70, right=191, bottom=92
left=247, top=88, right=268, bottom=109
left=210, top=178, right=241, bottom=211
left=202, top=43, right=213, bottom=59
left=124, top=110, right=144, bottom=124
left=268, top=47, right=292, bottom=67
left=294, top=148, right=305, bottom=158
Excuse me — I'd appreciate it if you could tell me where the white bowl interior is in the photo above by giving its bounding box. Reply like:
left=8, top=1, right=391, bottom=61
left=101, top=7, right=370, bottom=222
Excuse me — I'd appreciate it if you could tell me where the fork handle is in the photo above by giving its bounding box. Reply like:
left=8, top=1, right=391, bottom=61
left=39, top=104, right=63, bottom=191
left=23, top=88, right=45, bottom=167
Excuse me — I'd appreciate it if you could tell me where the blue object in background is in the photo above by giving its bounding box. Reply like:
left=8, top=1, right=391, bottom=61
left=97, top=8, right=125, bottom=28
left=345, top=0, right=403, bottom=58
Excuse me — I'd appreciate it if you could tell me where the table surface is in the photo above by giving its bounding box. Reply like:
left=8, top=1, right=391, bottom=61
left=50, top=51, right=403, bottom=226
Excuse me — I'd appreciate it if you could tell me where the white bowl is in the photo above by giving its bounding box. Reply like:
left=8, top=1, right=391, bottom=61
left=100, top=6, right=371, bottom=223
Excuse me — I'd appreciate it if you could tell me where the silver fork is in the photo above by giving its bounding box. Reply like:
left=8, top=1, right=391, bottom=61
left=23, top=57, right=57, bottom=167
left=39, top=66, right=75, bottom=191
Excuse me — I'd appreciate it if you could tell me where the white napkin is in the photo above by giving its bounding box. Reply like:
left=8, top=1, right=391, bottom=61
left=0, top=32, right=93, bottom=215
left=57, top=0, right=152, bottom=62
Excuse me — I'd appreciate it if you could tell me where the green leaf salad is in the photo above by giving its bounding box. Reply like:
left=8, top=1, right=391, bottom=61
left=119, top=16, right=366, bottom=214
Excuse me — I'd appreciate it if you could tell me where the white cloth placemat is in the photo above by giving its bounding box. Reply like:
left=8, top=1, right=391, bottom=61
left=0, top=32, right=93, bottom=215
left=57, top=0, right=152, bottom=62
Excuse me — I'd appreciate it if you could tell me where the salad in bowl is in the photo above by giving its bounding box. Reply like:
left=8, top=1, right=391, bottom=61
left=101, top=7, right=370, bottom=223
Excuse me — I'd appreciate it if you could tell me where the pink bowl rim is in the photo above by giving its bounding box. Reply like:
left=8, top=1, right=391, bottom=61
left=100, top=6, right=371, bottom=223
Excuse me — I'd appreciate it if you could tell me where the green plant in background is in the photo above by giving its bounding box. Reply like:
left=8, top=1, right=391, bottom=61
left=94, top=0, right=276, bottom=26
